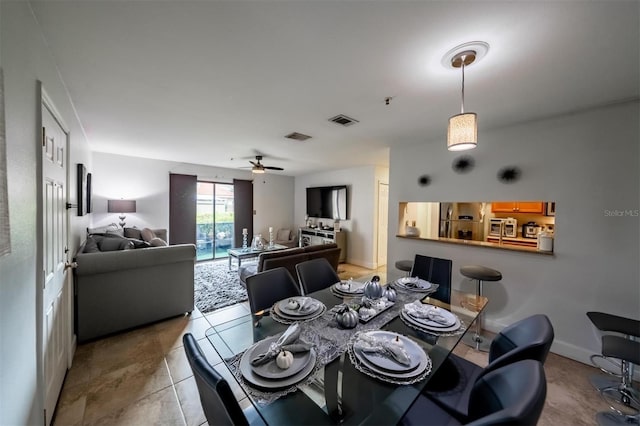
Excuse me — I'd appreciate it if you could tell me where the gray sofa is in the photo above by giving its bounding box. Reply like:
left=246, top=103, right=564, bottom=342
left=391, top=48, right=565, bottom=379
left=239, top=243, right=341, bottom=287
left=73, top=228, right=196, bottom=342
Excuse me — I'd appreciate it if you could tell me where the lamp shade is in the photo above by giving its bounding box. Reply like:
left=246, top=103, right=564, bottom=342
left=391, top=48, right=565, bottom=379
left=107, top=199, right=136, bottom=213
left=447, top=113, right=477, bottom=151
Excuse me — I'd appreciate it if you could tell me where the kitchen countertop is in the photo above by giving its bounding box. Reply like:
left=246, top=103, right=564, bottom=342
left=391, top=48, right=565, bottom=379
left=396, top=234, right=554, bottom=255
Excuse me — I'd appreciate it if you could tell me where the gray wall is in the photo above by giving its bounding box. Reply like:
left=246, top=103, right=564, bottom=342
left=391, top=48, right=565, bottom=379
left=294, top=165, right=389, bottom=267
left=388, top=101, right=639, bottom=364
left=0, top=2, right=91, bottom=424
left=91, top=152, right=295, bottom=241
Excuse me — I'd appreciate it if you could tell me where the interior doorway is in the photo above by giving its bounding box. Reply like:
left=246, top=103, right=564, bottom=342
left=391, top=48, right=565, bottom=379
left=377, top=182, right=389, bottom=267
left=196, top=182, right=234, bottom=261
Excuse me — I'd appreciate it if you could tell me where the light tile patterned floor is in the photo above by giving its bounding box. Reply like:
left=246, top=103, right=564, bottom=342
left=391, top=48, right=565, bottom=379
left=53, top=263, right=618, bottom=425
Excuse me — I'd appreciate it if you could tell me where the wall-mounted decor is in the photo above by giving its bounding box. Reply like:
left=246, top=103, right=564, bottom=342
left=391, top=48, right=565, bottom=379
left=497, top=166, right=521, bottom=184
left=76, top=163, right=88, bottom=216
left=86, top=173, right=93, bottom=214
left=418, top=175, right=431, bottom=186
left=452, top=156, right=475, bottom=174
left=0, top=68, right=10, bottom=256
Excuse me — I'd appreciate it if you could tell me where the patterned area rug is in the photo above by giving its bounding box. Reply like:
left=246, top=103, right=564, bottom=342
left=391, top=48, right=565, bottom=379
left=194, top=260, right=249, bottom=313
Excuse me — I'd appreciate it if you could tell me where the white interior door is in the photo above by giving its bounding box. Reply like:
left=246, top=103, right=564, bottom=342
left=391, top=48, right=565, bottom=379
left=377, top=182, right=389, bottom=266
left=42, top=100, right=69, bottom=425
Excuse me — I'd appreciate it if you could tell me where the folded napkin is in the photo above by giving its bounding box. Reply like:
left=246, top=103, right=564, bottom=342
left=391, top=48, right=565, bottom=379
left=403, top=277, right=429, bottom=289
left=353, top=333, right=411, bottom=366
left=294, top=297, right=318, bottom=313
left=250, top=324, right=312, bottom=366
left=404, top=301, right=453, bottom=325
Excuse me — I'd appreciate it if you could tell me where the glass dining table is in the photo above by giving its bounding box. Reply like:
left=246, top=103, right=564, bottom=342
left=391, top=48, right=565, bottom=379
left=205, top=271, right=488, bottom=425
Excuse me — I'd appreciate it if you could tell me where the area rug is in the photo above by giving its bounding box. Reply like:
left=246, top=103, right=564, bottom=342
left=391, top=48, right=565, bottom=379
left=194, top=260, right=248, bottom=313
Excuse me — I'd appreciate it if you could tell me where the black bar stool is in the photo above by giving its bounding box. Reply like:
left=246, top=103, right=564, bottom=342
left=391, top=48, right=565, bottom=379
left=460, top=265, right=502, bottom=352
left=395, top=260, right=413, bottom=277
left=587, top=312, right=640, bottom=423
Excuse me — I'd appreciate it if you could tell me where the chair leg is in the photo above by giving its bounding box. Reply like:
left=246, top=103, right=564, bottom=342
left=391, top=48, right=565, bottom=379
left=595, top=411, right=639, bottom=426
left=462, top=279, right=492, bottom=352
left=599, top=360, right=640, bottom=417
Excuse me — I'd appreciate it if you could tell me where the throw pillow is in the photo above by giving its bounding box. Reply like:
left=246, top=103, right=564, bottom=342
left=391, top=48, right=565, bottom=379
left=83, top=236, right=101, bottom=253
left=149, top=237, right=168, bottom=247
left=99, top=236, right=128, bottom=251
left=141, top=228, right=156, bottom=242
left=277, top=229, right=291, bottom=241
left=124, top=227, right=142, bottom=240
left=128, top=238, right=151, bottom=249
left=87, top=223, right=119, bottom=235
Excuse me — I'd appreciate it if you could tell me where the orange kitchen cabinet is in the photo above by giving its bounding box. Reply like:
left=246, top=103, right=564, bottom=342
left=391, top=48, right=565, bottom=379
left=491, top=201, right=544, bottom=214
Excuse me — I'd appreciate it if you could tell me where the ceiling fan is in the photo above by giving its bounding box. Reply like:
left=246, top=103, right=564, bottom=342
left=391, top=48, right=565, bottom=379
left=248, top=155, right=284, bottom=174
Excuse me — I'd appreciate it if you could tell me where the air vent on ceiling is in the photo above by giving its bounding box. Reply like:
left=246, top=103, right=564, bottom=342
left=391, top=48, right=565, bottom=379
left=329, top=114, right=359, bottom=126
left=285, top=132, right=312, bottom=141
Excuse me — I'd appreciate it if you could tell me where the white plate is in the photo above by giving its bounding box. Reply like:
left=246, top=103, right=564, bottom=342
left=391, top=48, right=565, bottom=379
left=401, top=311, right=461, bottom=333
left=395, top=277, right=432, bottom=291
left=248, top=336, right=313, bottom=379
left=352, top=332, right=429, bottom=379
left=240, top=339, right=317, bottom=389
left=277, top=297, right=322, bottom=317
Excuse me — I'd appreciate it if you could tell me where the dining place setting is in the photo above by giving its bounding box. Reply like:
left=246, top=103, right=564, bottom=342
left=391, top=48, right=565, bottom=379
left=347, top=330, right=432, bottom=385
left=269, top=295, right=327, bottom=324
left=237, top=323, right=319, bottom=399
left=400, top=300, right=466, bottom=336
left=392, top=276, right=440, bottom=294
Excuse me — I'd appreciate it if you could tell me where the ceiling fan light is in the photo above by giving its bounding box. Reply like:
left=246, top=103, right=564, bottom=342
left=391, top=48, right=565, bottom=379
left=447, top=113, right=477, bottom=151
left=252, top=167, right=265, bottom=174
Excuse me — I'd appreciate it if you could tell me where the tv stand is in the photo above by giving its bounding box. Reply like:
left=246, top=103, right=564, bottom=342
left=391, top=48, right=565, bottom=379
left=299, top=227, right=347, bottom=263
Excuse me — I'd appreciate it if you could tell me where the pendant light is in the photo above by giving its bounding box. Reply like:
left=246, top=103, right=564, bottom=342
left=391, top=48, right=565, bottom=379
left=447, top=50, right=478, bottom=151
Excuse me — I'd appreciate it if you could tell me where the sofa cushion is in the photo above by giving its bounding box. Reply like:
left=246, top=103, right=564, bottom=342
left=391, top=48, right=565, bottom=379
left=277, top=229, right=291, bottom=241
left=149, top=237, right=168, bottom=247
left=141, top=228, right=156, bottom=242
left=124, top=227, right=143, bottom=240
left=88, top=223, right=122, bottom=236
left=83, top=236, right=101, bottom=253
left=239, top=263, right=258, bottom=287
left=303, top=243, right=338, bottom=253
left=99, top=236, right=134, bottom=251
left=129, top=238, right=152, bottom=249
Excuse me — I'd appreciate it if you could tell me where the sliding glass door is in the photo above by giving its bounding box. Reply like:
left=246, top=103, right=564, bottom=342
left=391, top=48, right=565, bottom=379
left=196, top=182, right=234, bottom=261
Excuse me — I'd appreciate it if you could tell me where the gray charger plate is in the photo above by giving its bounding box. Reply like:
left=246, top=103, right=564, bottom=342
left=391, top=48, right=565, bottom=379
left=404, top=305, right=457, bottom=328
left=401, top=311, right=461, bottom=332
left=278, top=297, right=323, bottom=317
left=247, top=335, right=312, bottom=380
left=352, top=332, right=429, bottom=379
left=332, top=281, right=366, bottom=295
left=240, top=340, right=317, bottom=389
left=273, top=303, right=326, bottom=320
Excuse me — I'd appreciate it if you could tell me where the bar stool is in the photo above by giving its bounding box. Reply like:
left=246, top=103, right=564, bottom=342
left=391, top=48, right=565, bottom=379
left=395, top=260, right=413, bottom=277
left=460, top=265, right=502, bottom=352
left=587, top=312, right=640, bottom=424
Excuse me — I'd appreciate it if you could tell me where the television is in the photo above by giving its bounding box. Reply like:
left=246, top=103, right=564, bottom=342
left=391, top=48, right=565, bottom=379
left=306, top=185, right=348, bottom=220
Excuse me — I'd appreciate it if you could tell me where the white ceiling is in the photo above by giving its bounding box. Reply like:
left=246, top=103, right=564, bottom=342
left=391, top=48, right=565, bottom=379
left=30, top=1, right=639, bottom=176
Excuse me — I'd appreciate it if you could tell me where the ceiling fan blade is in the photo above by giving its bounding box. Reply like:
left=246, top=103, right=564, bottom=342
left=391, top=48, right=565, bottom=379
left=264, top=166, right=284, bottom=171
left=249, top=161, right=259, bottom=167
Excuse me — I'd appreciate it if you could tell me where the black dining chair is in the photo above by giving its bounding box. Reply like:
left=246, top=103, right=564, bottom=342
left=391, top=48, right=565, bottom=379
left=400, top=359, right=547, bottom=426
left=425, top=314, right=555, bottom=416
left=410, top=254, right=453, bottom=304
left=296, top=257, right=341, bottom=295
left=246, top=267, right=301, bottom=325
left=183, top=333, right=263, bottom=426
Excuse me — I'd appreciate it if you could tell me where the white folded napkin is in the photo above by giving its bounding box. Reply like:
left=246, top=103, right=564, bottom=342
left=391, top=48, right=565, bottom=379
left=404, top=301, right=454, bottom=325
left=353, top=333, right=411, bottom=366
left=250, top=324, right=312, bottom=366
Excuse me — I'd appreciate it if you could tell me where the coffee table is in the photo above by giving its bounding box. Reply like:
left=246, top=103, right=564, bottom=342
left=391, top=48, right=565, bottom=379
left=227, top=244, right=289, bottom=270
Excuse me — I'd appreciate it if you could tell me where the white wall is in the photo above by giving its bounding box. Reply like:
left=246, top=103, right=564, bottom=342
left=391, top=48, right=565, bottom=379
left=91, top=152, right=294, bottom=240
left=0, top=2, right=92, bottom=424
left=295, top=165, right=389, bottom=268
left=388, top=101, right=639, bottom=365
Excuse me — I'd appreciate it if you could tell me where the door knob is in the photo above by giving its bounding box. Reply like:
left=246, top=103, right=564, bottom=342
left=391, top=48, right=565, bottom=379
left=65, top=261, right=78, bottom=269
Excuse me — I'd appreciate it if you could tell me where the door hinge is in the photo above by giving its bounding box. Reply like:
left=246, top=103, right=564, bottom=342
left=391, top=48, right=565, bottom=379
left=42, top=127, right=46, bottom=147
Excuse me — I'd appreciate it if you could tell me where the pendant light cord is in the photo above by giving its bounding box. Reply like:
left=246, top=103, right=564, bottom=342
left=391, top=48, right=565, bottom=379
left=460, top=57, right=466, bottom=114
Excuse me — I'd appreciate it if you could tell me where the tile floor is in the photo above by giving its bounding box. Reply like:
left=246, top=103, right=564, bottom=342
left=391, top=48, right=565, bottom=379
left=53, top=263, right=621, bottom=425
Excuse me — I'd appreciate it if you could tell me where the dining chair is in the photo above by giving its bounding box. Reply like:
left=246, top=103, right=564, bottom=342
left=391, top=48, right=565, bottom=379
left=425, top=314, right=554, bottom=416
left=295, top=257, right=341, bottom=295
left=410, top=254, right=453, bottom=304
left=246, top=267, right=301, bottom=325
left=400, top=359, right=547, bottom=426
left=183, top=333, right=263, bottom=426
